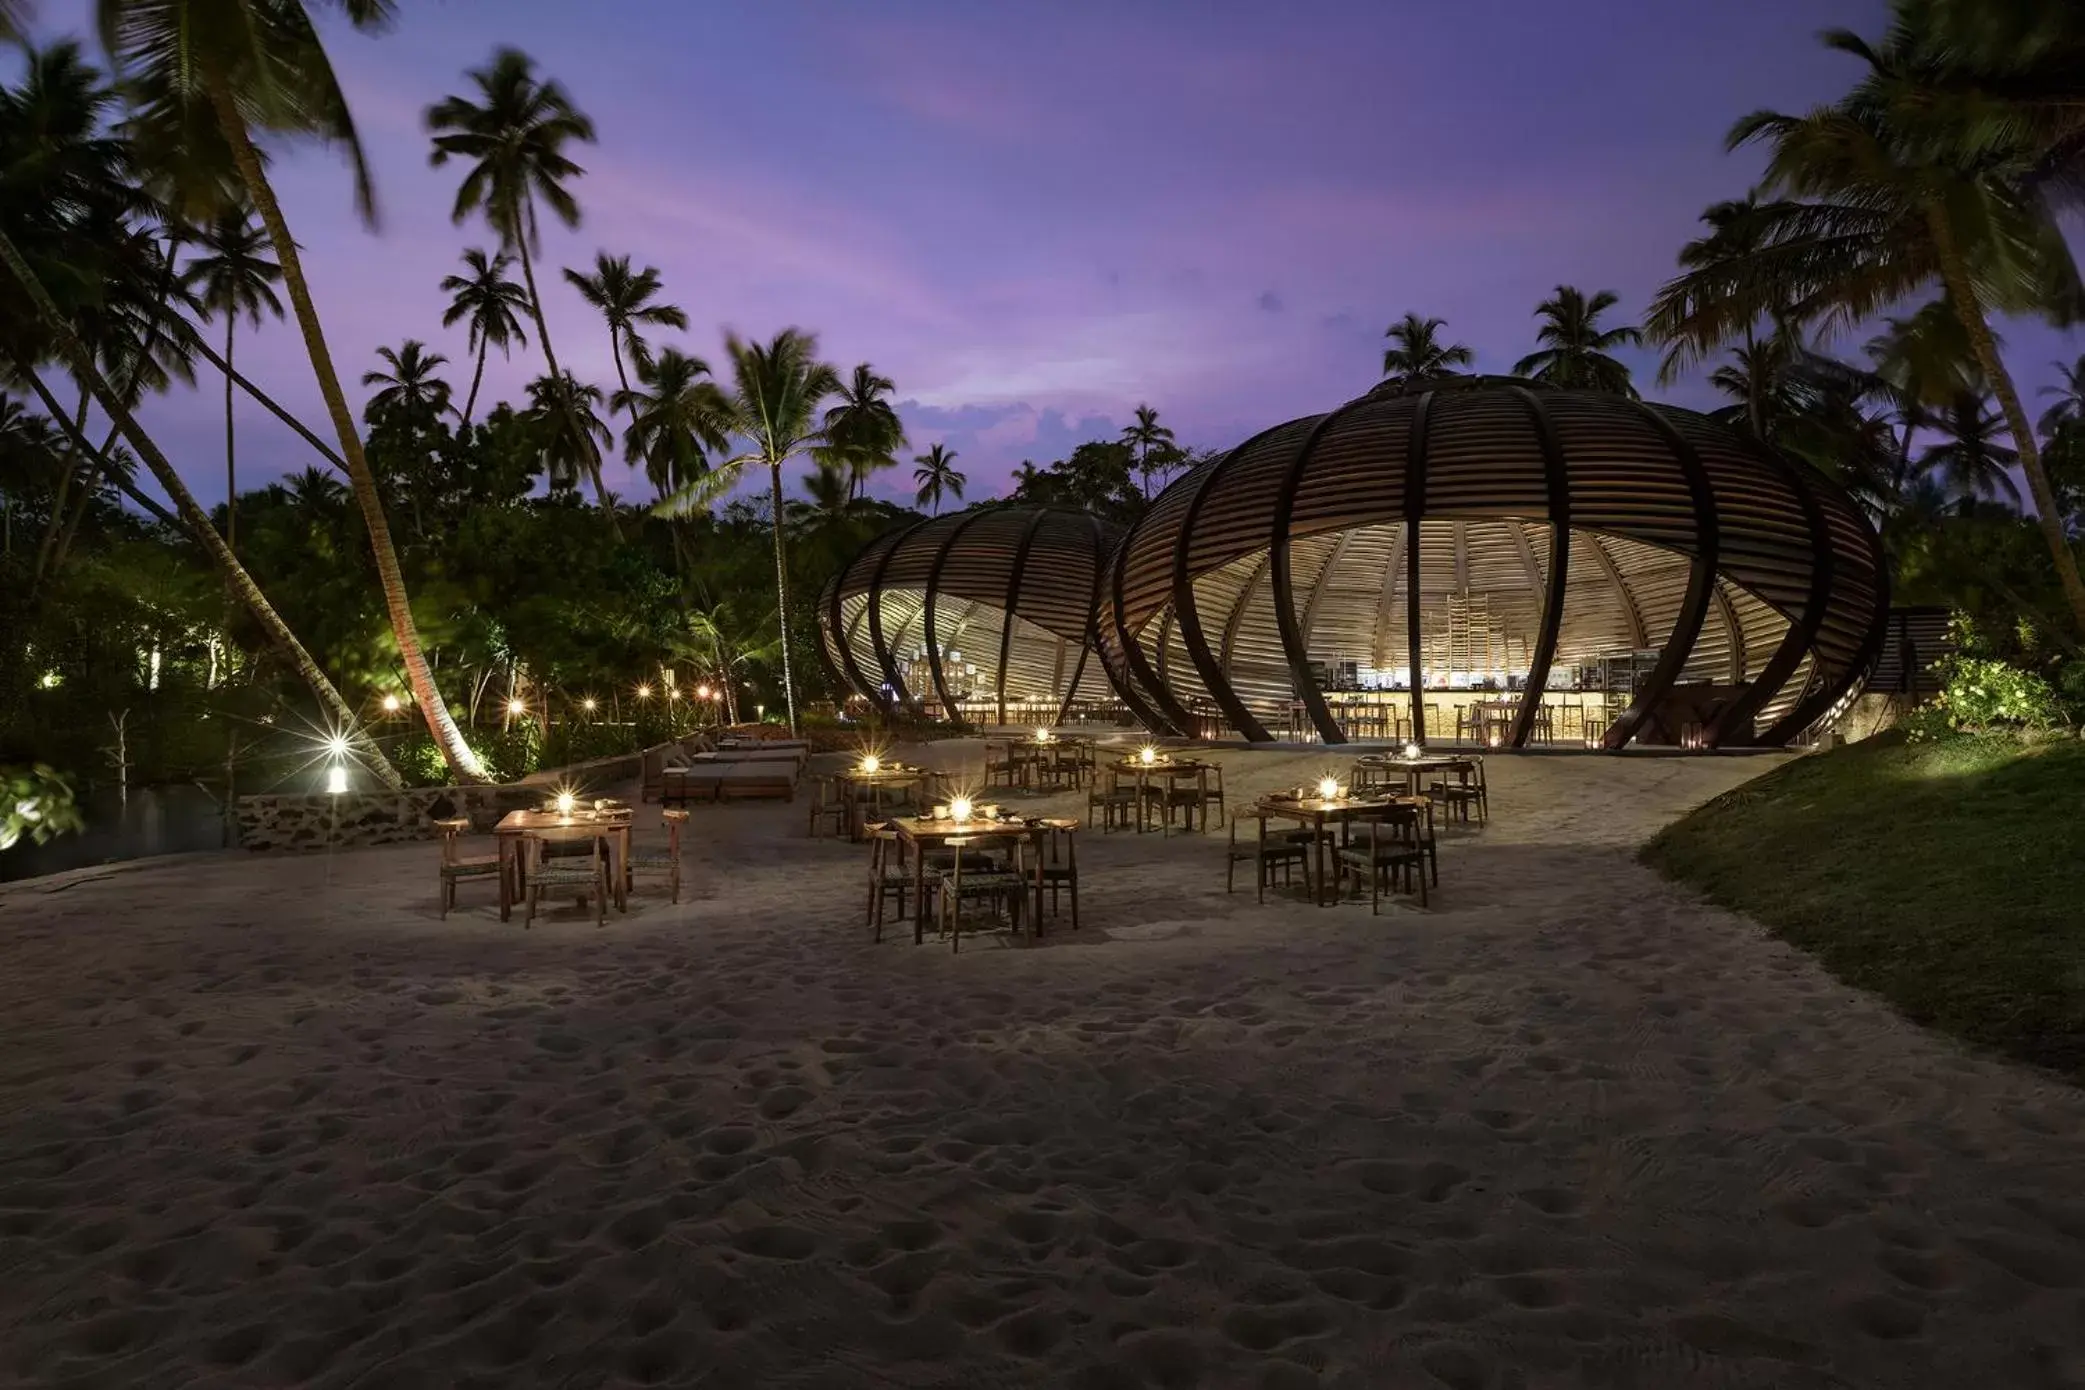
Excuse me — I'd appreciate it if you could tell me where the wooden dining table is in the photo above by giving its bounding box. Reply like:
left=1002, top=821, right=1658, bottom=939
left=1109, top=757, right=1212, bottom=834
left=1356, top=753, right=1464, bottom=797
left=1257, top=792, right=1416, bottom=906
left=495, top=807, right=633, bottom=920
left=834, top=765, right=939, bottom=840
left=889, top=814, right=1050, bottom=943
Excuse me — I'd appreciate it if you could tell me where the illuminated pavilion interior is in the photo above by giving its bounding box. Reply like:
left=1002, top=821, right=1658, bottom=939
left=817, top=506, right=1123, bottom=726
left=819, top=377, right=1887, bottom=749
left=1098, top=376, right=1888, bottom=748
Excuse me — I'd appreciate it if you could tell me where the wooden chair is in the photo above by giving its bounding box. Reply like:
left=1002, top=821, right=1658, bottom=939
left=434, top=817, right=500, bottom=918
left=523, top=834, right=608, bottom=927
left=1198, top=763, right=1227, bottom=830
left=1088, top=769, right=1139, bottom=832
left=1334, top=809, right=1429, bottom=912
left=1034, top=821, right=1080, bottom=930
left=627, top=809, right=689, bottom=904
left=936, top=837, right=1028, bottom=953
left=1428, top=758, right=1489, bottom=824
left=865, top=824, right=914, bottom=942
left=1226, top=806, right=1312, bottom=902
left=805, top=775, right=846, bottom=837
left=1160, top=768, right=1206, bottom=834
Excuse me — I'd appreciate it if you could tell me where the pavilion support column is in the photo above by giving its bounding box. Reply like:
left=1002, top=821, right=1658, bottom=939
left=864, top=522, right=926, bottom=713
left=1508, top=387, right=1570, bottom=748
left=1174, top=432, right=1275, bottom=742
left=1404, top=392, right=1437, bottom=744
left=1603, top=405, right=1719, bottom=750
left=1273, top=401, right=1374, bottom=745
left=1704, top=442, right=1833, bottom=748
left=994, top=509, right=1050, bottom=728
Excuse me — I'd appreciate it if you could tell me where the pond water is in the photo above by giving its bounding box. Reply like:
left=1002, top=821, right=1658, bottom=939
left=0, top=784, right=233, bottom=884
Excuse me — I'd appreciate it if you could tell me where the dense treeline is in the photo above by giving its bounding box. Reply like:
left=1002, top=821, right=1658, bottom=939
left=3, top=0, right=2083, bottom=814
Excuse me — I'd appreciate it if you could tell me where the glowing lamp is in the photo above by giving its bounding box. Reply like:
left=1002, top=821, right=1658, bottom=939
left=507, top=698, right=525, bottom=716
left=324, top=732, right=351, bottom=760
left=1404, top=742, right=1421, bottom=759
left=668, top=687, right=680, bottom=701
left=1138, top=745, right=1158, bottom=766
left=949, top=796, right=973, bottom=823
left=583, top=697, right=598, bottom=712
left=1035, top=726, right=1053, bottom=743
left=1317, top=776, right=1340, bottom=801
left=637, top=684, right=653, bottom=700
left=697, top=684, right=712, bottom=700
left=555, top=791, right=575, bottom=818
left=860, top=753, right=882, bottom=774
left=325, top=763, right=348, bottom=795
left=380, top=693, right=401, bottom=713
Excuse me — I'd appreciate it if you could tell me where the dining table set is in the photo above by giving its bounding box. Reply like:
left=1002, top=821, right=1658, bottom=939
left=493, top=799, right=634, bottom=920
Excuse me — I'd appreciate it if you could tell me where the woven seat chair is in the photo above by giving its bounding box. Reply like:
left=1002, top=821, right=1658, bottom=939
left=805, top=775, right=845, bottom=837
left=523, top=836, right=608, bottom=927
left=1034, top=820, right=1080, bottom=929
left=1334, top=809, right=1429, bottom=912
left=937, top=837, right=1028, bottom=953
left=434, top=817, right=500, bottom=918
left=864, top=824, right=917, bottom=942
left=1427, top=758, right=1489, bottom=824
left=1226, top=805, right=1313, bottom=902
left=627, top=809, right=689, bottom=904
left=1088, top=771, right=1139, bottom=833
left=1198, top=764, right=1226, bottom=830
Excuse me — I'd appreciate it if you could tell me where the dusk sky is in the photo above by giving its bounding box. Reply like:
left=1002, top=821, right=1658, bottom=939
left=20, top=0, right=2084, bottom=508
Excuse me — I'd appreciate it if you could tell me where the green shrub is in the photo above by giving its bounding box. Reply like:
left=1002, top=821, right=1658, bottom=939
left=1932, top=655, right=2065, bottom=734
left=2, top=764, right=85, bottom=851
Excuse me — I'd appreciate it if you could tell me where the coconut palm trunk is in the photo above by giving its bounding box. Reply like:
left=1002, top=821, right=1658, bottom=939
left=462, top=337, right=487, bottom=426
left=511, top=225, right=616, bottom=529
left=207, top=85, right=485, bottom=782
left=223, top=315, right=237, bottom=554
left=1927, top=210, right=2085, bottom=632
left=769, top=460, right=797, bottom=733
left=0, top=227, right=402, bottom=788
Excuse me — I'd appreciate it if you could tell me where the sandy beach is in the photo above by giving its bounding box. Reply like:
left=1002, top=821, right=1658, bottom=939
left=3, top=744, right=2082, bottom=1389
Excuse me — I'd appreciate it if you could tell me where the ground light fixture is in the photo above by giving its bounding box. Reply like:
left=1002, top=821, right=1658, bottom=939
left=325, top=763, right=348, bottom=795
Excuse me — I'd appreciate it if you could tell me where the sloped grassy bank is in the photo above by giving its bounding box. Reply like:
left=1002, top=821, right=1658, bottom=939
left=1643, top=733, right=2085, bottom=1081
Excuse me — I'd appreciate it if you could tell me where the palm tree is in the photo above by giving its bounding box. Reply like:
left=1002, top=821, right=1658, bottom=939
left=1120, top=404, right=1174, bottom=499
left=2038, top=355, right=2085, bottom=437
left=524, top=370, right=609, bottom=494
left=564, top=251, right=685, bottom=430
left=913, top=442, right=964, bottom=515
left=439, top=247, right=528, bottom=425
left=1922, top=391, right=2023, bottom=507
left=1645, top=26, right=2085, bottom=632
left=654, top=328, right=841, bottom=734
left=0, top=35, right=399, bottom=783
left=185, top=208, right=281, bottom=557
left=97, top=0, right=484, bottom=780
left=361, top=340, right=453, bottom=422
left=1511, top=286, right=1643, bottom=395
left=1381, top=313, right=1474, bottom=384
left=614, top=347, right=728, bottom=504
left=425, top=49, right=610, bottom=519
left=819, top=362, right=906, bottom=501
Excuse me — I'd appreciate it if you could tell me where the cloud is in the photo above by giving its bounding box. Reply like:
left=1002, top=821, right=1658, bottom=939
left=1258, top=290, right=1284, bottom=313
left=873, top=400, right=1123, bottom=503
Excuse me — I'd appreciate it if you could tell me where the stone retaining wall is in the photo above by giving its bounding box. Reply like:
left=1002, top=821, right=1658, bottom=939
left=234, top=749, right=649, bottom=853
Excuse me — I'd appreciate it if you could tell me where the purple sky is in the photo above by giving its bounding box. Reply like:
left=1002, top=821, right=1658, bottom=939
left=21, top=0, right=2084, bottom=509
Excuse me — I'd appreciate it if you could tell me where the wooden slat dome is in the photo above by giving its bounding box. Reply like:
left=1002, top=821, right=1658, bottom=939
left=818, top=506, right=1123, bottom=724
left=1098, top=376, right=1888, bottom=748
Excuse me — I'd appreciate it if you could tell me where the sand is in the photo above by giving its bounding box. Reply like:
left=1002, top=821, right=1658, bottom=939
left=2, top=743, right=2083, bottom=1389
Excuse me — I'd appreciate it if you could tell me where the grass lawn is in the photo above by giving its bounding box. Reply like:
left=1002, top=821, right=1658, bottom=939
left=1643, top=733, right=2085, bottom=1082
